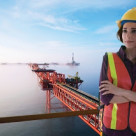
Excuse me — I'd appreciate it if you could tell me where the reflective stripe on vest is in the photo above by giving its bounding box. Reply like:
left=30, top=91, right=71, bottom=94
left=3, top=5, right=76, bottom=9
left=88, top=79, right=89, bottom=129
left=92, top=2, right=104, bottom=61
left=107, top=52, right=118, bottom=129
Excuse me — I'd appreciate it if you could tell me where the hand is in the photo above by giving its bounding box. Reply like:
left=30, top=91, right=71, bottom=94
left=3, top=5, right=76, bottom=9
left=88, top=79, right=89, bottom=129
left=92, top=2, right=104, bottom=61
left=99, top=80, right=121, bottom=95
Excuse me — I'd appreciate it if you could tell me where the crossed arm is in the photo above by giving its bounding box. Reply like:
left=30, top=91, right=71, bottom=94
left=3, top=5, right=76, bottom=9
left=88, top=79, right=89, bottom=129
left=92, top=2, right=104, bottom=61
left=99, top=80, right=136, bottom=103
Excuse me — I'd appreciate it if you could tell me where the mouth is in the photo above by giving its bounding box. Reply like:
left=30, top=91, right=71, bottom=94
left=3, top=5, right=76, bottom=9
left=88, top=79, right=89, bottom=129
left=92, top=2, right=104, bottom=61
left=125, top=41, right=134, bottom=43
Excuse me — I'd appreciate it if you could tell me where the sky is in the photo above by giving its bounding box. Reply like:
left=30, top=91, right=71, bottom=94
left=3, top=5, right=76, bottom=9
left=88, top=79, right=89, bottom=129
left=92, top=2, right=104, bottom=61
left=0, top=0, right=136, bottom=63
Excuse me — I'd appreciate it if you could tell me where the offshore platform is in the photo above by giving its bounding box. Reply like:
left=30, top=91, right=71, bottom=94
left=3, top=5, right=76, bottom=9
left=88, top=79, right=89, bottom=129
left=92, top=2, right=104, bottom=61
left=0, top=63, right=102, bottom=136
left=30, top=63, right=102, bottom=135
left=66, top=53, right=80, bottom=66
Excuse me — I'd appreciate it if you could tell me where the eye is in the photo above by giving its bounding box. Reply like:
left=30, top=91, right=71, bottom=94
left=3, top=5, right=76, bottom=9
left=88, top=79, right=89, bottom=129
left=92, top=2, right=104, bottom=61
left=131, top=29, right=136, bottom=33
left=122, top=29, right=127, bottom=33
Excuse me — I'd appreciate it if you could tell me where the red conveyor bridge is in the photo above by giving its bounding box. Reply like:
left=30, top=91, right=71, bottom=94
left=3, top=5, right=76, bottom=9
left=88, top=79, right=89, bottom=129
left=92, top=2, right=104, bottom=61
left=30, top=64, right=101, bottom=135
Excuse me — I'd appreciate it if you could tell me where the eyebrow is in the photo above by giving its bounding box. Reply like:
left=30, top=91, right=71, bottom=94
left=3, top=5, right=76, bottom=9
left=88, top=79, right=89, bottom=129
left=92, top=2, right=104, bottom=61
left=123, top=28, right=136, bottom=29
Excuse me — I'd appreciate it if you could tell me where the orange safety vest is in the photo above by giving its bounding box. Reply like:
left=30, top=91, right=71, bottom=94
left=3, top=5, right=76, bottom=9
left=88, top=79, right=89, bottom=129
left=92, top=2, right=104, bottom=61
left=103, top=52, right=136, bottom=132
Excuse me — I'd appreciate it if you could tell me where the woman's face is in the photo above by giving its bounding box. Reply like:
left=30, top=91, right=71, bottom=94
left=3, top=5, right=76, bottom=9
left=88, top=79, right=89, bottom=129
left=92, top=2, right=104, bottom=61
left=122, top=22, right=136, bottom=49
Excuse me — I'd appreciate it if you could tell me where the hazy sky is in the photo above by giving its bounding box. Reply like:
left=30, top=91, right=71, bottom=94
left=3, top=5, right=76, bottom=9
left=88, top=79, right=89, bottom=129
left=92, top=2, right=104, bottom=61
left=0, top=0, right=135, bottom=63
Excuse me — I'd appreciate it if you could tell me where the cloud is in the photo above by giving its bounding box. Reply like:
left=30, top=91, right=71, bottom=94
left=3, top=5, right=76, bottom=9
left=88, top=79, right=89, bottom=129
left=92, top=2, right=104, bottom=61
left=27, top=11, right=86, bottom=32
left=5, top=4, right=85, bottom=33
left=95, top=25, right=117, bottom=34
left=6, top=0, right=134, bottom=32
left=25, top=0, right=135, bottom=10
left=38, top=41, right=68, bottom=48
left=97, top=42, right=119, bottom=47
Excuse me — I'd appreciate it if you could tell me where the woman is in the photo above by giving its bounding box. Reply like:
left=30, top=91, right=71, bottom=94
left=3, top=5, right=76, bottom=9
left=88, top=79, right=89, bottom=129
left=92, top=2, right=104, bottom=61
left=99, top=7, right=136, bottom=136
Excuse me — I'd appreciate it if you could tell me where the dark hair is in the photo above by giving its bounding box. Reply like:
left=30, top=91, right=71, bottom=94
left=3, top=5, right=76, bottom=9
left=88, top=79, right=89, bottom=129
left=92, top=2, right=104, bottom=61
left=117, top=25, right=123, bottom=43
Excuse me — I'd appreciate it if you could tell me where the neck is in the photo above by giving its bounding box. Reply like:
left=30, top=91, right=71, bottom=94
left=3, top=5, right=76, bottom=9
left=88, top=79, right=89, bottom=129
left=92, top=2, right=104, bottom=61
left=126, top=47, right=136, bottom=63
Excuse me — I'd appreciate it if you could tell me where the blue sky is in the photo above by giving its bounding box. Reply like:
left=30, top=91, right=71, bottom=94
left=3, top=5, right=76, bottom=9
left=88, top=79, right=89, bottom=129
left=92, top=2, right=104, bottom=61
left=0, top=0, right=135, bottom=63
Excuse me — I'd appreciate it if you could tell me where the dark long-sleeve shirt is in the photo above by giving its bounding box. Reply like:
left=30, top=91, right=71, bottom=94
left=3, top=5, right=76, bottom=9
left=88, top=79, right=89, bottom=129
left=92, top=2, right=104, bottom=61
left=99, top=46, right=136, bottom=136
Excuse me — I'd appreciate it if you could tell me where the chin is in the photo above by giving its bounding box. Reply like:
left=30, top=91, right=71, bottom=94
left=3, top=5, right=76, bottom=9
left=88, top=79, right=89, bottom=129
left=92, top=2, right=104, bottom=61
left=126, top=46, right=136, bottom=50
left=125, top=44, right=136, bottom=48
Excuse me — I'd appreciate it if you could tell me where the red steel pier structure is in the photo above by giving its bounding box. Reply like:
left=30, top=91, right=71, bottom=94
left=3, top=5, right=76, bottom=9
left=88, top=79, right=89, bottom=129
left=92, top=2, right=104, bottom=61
left=29, top=63, right=102, bottom=135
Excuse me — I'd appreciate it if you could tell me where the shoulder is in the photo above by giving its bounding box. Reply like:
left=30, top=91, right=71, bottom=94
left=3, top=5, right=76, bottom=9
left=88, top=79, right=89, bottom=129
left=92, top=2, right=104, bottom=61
left=102, top=52, right=108, bottom=63
left=103, top=52, right=108, bottom=59
left=104, top=52, right=120, bottom=60
left=101, top=53, right=109, bottom=69
left=102, top=52, right=117, bottom=67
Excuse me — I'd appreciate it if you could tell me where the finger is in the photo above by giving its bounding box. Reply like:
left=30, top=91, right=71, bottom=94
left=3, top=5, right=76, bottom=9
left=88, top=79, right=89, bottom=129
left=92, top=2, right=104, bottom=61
left=102, top=91, right=111, bottom=95
left=99, top=84, right=107, bottom=88
left=102, top=92, right=108, bottom=95
left=99, top=84, right=109, bottom=90
left=99, top=88, right=107, bottom=92
left=101, top=80, right=109, bottom=83
left=99, top=87, right=109, bottom=92
left=99, top=85, right=110, bottom=91
left=101, top=80, right=111, bottom=84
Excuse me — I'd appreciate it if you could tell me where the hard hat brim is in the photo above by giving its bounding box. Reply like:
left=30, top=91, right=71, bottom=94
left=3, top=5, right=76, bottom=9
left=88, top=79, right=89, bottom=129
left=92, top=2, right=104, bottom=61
left=116, top=20, right=121, bottom=28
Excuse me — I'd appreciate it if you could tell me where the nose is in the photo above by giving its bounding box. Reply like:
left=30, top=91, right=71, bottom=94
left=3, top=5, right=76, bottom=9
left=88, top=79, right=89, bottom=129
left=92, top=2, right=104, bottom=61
left=126, top=32, right=131, bottom=39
